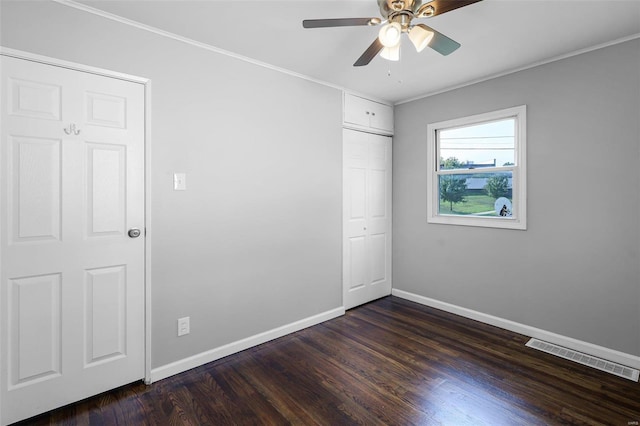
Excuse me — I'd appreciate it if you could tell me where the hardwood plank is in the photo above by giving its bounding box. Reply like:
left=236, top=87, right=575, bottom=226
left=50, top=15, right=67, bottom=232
left=12, top=296, right=640, bottom=425
left=322, top=307, right=544, bottom=424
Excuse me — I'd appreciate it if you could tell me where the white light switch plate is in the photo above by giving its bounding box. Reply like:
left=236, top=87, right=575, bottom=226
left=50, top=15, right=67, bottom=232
left=173, top=173, right=186, bottom=190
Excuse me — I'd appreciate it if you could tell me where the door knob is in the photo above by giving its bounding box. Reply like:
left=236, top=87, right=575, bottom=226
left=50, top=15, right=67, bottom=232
left=128, top=228, right=141, bottom=238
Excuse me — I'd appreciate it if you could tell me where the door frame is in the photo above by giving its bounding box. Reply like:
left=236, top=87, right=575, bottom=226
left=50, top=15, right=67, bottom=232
left=0, top=48, right=153, bottom=415
left=342, top=128, right=393, bottom=310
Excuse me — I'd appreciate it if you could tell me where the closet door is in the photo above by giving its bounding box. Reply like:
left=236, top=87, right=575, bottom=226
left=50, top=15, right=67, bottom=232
left=343, top=129, right=392, bottom=310
left=1, top=55, right=145, bottom=425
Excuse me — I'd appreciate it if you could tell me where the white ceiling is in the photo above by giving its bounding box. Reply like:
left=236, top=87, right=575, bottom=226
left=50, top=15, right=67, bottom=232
left=72, top=0, right=640, bottom=104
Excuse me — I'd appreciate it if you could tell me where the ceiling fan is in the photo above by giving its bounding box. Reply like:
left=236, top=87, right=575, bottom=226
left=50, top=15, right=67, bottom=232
left=303, top=0, right=482, bottom=66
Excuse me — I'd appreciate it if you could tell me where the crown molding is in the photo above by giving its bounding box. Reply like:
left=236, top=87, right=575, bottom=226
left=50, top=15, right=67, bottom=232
left=51, top=0, right=349, bottom=94
left=396, top=32, right=640, bottom=105
left=50, top=1, right=638, bottom=107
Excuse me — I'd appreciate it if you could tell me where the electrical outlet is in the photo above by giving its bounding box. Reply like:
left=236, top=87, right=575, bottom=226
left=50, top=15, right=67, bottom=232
left=177, top=316, right=190, bottom=336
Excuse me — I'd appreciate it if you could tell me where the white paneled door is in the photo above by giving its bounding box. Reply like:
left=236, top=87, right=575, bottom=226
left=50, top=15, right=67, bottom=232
left=0, top=55, right=145, bottom=425
left=343, top=129, right=392, bottom=310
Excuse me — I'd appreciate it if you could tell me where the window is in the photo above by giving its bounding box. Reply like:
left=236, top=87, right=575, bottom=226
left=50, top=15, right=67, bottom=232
left=427, top=105, right=527, bottom=230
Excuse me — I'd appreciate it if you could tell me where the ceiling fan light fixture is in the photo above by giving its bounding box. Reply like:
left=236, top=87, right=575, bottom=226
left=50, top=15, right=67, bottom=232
left=378, top=22, right=402, bottom=47
left=380, top=44, right=400, bottom=61
left=409, top=24, right=434, bottom=52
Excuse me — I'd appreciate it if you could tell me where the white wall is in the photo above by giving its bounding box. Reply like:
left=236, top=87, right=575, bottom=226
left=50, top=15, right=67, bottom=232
left=1, top=1, right=343, bottom=369
left=393, top=39, right=640, bottom=356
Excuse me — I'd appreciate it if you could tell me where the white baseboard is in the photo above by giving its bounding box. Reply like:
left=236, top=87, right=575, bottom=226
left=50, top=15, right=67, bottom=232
left=392, top=289, right=640, bottom=370
left=148, top=307, right=345, bottom=383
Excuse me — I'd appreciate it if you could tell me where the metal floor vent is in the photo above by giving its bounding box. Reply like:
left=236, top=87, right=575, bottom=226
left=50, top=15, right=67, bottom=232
left=526, top=338, right=639, bottom=382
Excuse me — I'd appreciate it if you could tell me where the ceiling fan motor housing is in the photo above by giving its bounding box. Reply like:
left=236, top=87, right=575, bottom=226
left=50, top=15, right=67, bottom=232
left=378, top=0, right=434, bottom=19
left=378, top=0, right=436, bottom=32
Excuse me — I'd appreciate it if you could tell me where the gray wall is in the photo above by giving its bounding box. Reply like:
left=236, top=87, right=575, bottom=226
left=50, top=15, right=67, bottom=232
left=3, top=0, right=638, bottom=369
left=393, top=39, right=640, bottom=356
left=1, top=1, right=343, bottom=368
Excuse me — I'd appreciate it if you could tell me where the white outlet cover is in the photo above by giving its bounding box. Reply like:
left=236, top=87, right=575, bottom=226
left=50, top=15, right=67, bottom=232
left=173, top=173, right=186, bottom=191
left=177, top=316, right=190, bottom=336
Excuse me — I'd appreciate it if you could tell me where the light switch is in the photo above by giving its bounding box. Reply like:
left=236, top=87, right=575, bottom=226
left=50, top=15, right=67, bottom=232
left=173, top=173, right=186, bottom=191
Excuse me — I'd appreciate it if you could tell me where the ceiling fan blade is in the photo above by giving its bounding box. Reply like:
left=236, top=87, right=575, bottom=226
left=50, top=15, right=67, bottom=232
left=421, top=24, right=461, bottom=56
left=303, top=18, right=380, bottom=29
left=354, top=38, right=384, bottom=67
left=419, top=0, right=482, bottom=17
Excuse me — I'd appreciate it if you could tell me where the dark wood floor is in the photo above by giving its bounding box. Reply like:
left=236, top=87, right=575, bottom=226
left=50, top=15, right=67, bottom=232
left=16, top=296, right=640, bottom=425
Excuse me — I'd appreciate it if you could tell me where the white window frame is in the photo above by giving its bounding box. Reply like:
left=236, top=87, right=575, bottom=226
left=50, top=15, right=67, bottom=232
left=427, top=105, right=527, bottom=230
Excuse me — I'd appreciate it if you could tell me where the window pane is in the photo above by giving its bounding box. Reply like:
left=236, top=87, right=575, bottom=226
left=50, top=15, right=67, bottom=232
left=439, top=118, right=515, bottom=169
left=438, top=171, right=513, bottom=217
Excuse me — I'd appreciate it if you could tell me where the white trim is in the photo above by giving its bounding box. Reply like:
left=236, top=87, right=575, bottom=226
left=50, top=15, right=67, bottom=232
left=0, top=54, right=3, bottom=426
left=0, top=47, right=153, bottom=386
left=51, top=0, right=349, bottom=95
left=427, top=105, right=527, bottom=230
left=396, top=33, right=640, bottom=105
left=143, top=82, right=153, bottom=385
left=39, top=1, right=640, bottom=109
left=392, top=289, right=640, bottom=370
left=149, top=307, right=345, bottom=383
left=0, top=47, right=148, bottom=84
